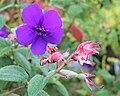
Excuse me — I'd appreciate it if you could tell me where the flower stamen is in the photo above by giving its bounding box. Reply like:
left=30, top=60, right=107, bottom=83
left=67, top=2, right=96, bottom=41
left=34, top=25, right=48, bottom=36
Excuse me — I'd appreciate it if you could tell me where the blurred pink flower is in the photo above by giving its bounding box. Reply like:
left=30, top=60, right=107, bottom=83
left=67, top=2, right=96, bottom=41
left=49, top=52, right=63, bottom=61
left=9, top=34, right=16, bottom=40
left=77, top=41, right=101, bottom=60
left=73, top=52, right=94, bottom=66
left=73, top=41, right=100, bottom=66
left=40, top=46, right=69, bottom=69
left=47, top=46, right=58, bottom=54
left=81, top=70, right=104, bottom=90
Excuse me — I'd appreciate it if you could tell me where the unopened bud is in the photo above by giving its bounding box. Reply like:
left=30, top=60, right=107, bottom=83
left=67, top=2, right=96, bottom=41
left=77, top=74, right=86, bottom=80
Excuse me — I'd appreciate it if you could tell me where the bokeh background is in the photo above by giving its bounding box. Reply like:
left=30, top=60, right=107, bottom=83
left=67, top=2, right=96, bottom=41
left=0, top=0, right=120, bottom=96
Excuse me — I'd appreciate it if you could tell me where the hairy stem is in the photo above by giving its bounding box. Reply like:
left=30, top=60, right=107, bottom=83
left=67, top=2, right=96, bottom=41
left=3, top=86, right=26, bottom=96
left=47, top=54, right=74, bottom=78
left=4, top=24, right=11, bottom=33
left=0, top=4, right=14, bottom=12
left=47, top=63, right=67, bottom=78
left=0, top=4, right=20, bottom=12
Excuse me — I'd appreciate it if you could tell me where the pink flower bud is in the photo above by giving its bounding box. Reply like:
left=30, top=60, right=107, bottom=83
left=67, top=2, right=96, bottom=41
left=47, top=46, right=58, bottom=54
left=39, top=57, right=51, bottom=66
left=80, top=70, right=104, bottom=90
left=49, top=52, right=63, bottom=61
left=63, top=49, right=70, bottom=58
left=77, top=41, right=101, bottom=57
left=9, top=34, right=17, bottom=40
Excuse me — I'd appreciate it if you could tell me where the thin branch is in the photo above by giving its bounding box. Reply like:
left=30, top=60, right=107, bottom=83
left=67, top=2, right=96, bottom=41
left=0, top=4, right=20, bottom=12
left=17, top=0, right=22, bottom=24
left=60, top=16, right=77, bottom=46
left=4, top=24, right=11, bottom=33
left=0, top=4, right=14, bottom=12
left=47, top=63, right=67, bottom=78
left=47, top=54, right=74, bottom=78
left=3, top=86, right=26, bottom=96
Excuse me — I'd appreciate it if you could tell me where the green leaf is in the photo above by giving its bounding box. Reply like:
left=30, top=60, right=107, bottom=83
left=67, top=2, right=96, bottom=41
left=68, top=5, right=82, bottom=18
left=37, top=90, right=50, bottom=96
left=0, top=14, right=5, bottom=29
left=11, top=27, right=17, bottom=34
left=32, top=56, right=48, bottom=75
left=55, top=81, right=69, bottom=96
left=0, top=80, right=8, bottom=90
left=15, top=47, right=28, bottom=57
left=112, top=81, right=120, bottom=92
left=117, top=91, right=120, bottom=96
left=97, top=69, right=115, bottom=84
left=0, top=37, right=11, bottom=57
left=48, top=78, right=68, bottom=96
left=75, top=89, right=87, bottom=96
left=13, top=52, right=31, bottom=75
left=62, top=0, right=73, bottom=6
left=0, top=90, right=9, bottom=96
left=82, top=82, right=91, bottom=94
left=7, top=93, right=20, bottom=96
left=0, top=57, right=13, bottom=68
left=0, top=37, right=10, bottom=49
left=20, top=3, right=29, bottom=8
left=0, top=65, right=28, bottom=82
left=0, top=47, right=11, bottom=57
left=28, top=75, right=49, bottom=96
left=95, top=90, right=110, bottom=96
left=1, top=92, right=20, bottom=96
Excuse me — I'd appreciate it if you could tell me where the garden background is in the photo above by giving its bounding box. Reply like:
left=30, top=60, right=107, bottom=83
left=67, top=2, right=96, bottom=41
left=0, top=0, right=120, bottom=96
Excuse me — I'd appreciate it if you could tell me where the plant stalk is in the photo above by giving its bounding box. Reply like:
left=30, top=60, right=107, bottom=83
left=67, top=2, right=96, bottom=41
left=3, top=86, right=26, bottom=96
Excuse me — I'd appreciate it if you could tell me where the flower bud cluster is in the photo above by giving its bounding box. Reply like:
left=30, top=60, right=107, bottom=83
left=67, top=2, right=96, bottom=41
left=40, top=41, right=103, bottom=90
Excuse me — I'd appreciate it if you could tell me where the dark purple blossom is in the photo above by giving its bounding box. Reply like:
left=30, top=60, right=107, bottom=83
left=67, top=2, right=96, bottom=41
left=83, top=63, right=94, bottom=72
left=0, top=27, right=8, bottom=38
left=16, top=3, right=64, bottom=55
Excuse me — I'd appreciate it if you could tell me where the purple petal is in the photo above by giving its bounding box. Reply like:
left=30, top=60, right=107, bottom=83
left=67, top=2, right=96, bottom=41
left=83, top=64, right=94, bottom=72
left=0, top=27, right=8, bottom=38
left=43, top=10, right=62, bottom=29
left=31, top=36, right=47, bottom=55
left=22, top=3, right=43, bottom=26
left=43, top=27, right=64, bottom=44
left=16, top=25, right=36, bottom=46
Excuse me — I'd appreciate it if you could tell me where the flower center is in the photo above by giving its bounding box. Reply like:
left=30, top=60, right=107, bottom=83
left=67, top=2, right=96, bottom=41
left=34, top=25, right=48, bottom=36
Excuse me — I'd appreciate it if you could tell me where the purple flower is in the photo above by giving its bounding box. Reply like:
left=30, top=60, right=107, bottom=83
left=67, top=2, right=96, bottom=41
left=16, top=3, right=64, bottom=55
left=0, top=27, right=8, bottom=38
left=83, top=63, right=94, bottom=72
